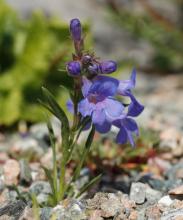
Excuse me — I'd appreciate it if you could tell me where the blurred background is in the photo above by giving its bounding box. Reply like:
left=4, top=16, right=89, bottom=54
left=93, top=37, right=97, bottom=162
left=0, top=0, right=182, bottom=157
left=0, top=0, right=183, bottom=212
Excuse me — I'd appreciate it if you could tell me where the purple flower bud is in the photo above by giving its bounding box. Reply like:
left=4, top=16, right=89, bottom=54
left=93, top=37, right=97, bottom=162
left=82, top=55, right=92, bottom=65
left=70, top=18, right=82, bottom=42
left=99, top=60, right=117, bottom=74
left=66, top=61, right=81, bottom=76
left=88, top=64, right=99, bottom=74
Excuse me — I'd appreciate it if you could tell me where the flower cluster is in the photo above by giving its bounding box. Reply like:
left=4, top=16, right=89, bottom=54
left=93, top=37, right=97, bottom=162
left=66, top=18, right=144, bottom=147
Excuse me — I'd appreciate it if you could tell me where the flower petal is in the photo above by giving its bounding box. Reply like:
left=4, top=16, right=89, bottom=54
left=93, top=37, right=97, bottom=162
left=78, top=98, right=95, bottom=117
left=127, top=94, right=144, bottom=117
left=82, top=77, right=92, bottom=97
left=122, top=118, right=138, bottom=132
left=116, top=127, right=128, bottom=144
left=104, top=98, right=124, bottom=118
left=66, top=100, right=74, bottom=113
left=90, top=75, right=119, bottom=97
left=95, top=121, right=111, bottom=133
left=117, top=68, right=136, bottom=95
left=127, top=131, right=135, bottom=147
left=92, top=109, right=106, bottom=125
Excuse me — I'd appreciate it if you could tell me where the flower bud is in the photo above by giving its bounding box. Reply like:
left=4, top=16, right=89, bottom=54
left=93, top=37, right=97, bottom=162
left=66, top=61, right=81, bottom=76
left=99, top=60, right=117, bottom=74
left=88, top=64, right=99, bottom=75
left=82, top=55, right=92, bottom=65
left=70, top=18, right=82, bottom=42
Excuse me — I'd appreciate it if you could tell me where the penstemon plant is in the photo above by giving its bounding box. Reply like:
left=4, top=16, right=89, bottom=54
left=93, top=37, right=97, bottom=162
left=40, top=18, right=144, bottom=206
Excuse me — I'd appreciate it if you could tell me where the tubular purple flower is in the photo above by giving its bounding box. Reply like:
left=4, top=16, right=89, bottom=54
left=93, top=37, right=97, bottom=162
left=66, top=61, right=81, bottom=76
left=99, top=60, right=117, bottom=74
left=78, top=76, right=124, bottom=133
left=70, top=18, right=82, bottom=42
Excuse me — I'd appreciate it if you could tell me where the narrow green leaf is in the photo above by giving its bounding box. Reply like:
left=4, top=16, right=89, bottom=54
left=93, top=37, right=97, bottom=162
left=72, top=125, right=95, bottom=182
left=41, top=87, right=70, bottom=151
left=42, top=166, right=57, bottom=205
left=76, top=174, right=102, bottom=198
left=46, top=120, right=58, bottom=201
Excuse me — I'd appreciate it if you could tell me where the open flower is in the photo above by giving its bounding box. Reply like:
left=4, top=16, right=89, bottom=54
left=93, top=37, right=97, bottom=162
left=117, top=69, right=144, bottom=117
left=78, top=76, right=124, bottom=133
left=113, top=116, right=139, bottom=147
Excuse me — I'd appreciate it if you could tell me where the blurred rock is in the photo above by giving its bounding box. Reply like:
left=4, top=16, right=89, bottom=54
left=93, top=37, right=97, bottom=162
left=19, top=159, right=32, bottom=184
left=169, top=185, right=183, bottom=197
left=11, top=137, right=44, bottom=160
left=19, top=206, right=34, bottom=220
left=145, top=185, right=162, bottom=204
left=0, top=200, right=26, bottom=219
left=29, top=181, right=51, bottom=204
left=3, top=159, right=20, bottom=186
left=87, top=192, right=136, bottom=219
left=40, top=207, right=52, bottom=220
left=161, top=208, right=183, bottom=220
left=40, top=148, right=53, bottom=169
left=130, top=182, right=146, bottom=204
left=158, top=195, right=174, bottom=206
left=0, top=153, right=9, bottom=164
left=145, top=205, right=161, bottom=220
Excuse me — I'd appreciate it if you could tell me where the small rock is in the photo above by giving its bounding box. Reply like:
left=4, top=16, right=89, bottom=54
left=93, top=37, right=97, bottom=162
left=145, top=185, right=162, bottom=204
left=29, top=181, right=51, bottom=204
left=169, top=185, right=183, bottom=195
left=0, top=179, right=5, bottom=193
left=128, top=210, right=138, bottom=220
left=100, top=194, right=122, bottom=217
left=161, top=208, right=183, bottom=220
left=176, top=168, right=183, bottom=179
left=0, top=152, right=9, bottom=164
left=40, top=207, right=52, bottom=220
left=145, top=205, right=161, bottom=220
left=89, top=210, right=103, bottom=220
left=158, top=195, right=174, bottom=206
left=11, top=137, right=44, bottom=160
left=3, top=159, right=20, bottom=186
left=19, top=159, right=32, bottom=184
left=19, top=207, right=34, bottom=220
left=130, top=182, right=146, bottom=204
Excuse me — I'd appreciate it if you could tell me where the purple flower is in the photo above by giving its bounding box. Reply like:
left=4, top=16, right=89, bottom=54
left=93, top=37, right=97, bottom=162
left=78, top=76, right=124, bottom=133
left=99, top=61, right=117, bottom=74
left=114, top=116, right=139, bottom=147
left=66, top=61, right=81, bottom=76
left=117, top=69, right=144, bottom=117
left=70, top=18, right=82, bottom=42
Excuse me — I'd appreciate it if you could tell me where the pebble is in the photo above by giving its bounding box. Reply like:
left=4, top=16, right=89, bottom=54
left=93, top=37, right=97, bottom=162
left=29, top=181, right=51, bottom=204
left=158, top=195, right=174, bottom=206
left=19, top=159, right=32, bottom=184
left=3, top=159, right=20, bottom=186
left=130, top=182, right=146, bottom=204
left=161, top=208, right=183, bottom=220
left=169, top=185, right=183, bottom=196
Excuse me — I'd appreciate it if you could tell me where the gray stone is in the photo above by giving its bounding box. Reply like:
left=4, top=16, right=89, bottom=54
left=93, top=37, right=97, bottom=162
left=0, top=200, right=26, bottom=219
left=19, top=159, right=32, bottom=184
left=29, top=181, right=51, bottom=204
left=130, top=182, right=146, bottom=204
left=0, top=178, right=5, bottom=193
left=40, top=207, right=52, bottom=220
left=161, top=208, right=183, bottom=220
left=158, top=195, right=174, bottom=206
left=29, top=181, right=51, bottom=195
left=145, top=187, right=162, bottom=204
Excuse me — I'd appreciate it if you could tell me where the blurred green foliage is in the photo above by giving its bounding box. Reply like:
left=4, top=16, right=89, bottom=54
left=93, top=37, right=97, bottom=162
left=107, top=0, right=183, bottom=72
left=0, top=0, right=90, bottom=125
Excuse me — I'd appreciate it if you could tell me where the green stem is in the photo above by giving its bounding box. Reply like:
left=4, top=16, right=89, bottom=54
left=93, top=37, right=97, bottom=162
left=58, top=158, right=66, bottom=201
